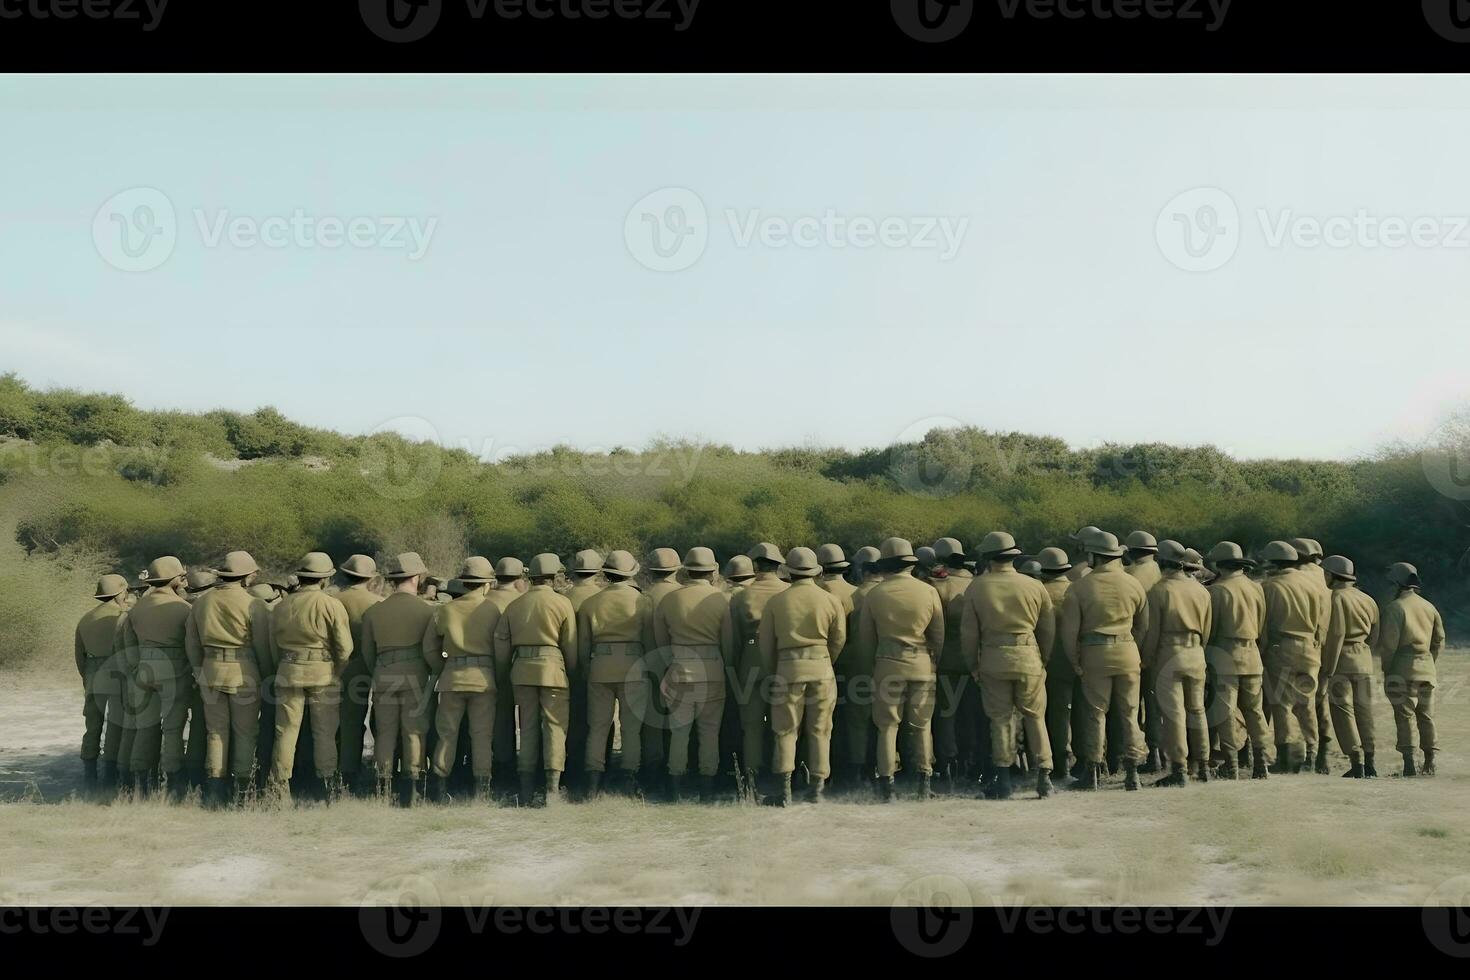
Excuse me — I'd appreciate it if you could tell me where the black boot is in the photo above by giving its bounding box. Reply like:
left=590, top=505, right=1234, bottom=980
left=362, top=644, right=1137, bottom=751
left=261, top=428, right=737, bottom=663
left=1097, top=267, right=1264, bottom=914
left=427, top=773, right=448, bottom=804
left=1237, top=746, right=1250, bottom=770
left=1342, top=756, right=1364, bottom=778
left=669, top=774, right=686, bottom=803
left=878, top=776, right=896, bottom=802
left=698, top=775, right=716, bottom=803
left=1123, top=763, right=1140, bottom=791
left=186, top=766, right=205, bottom=792
left=768, top=773, right=793, bottom=807
left=1423, top=749, right=1437, bottom=777
left=1218, top=757, right=1239, bottom=781
left=1252, top=745, right=1269, bottom=780
left=204, top=777, right=229, bottom=809
left=1363, top=752, right=1378, bottom=778
left=1401, top=751, right=1417, bottom=778
left=988, top=767, right=1013, bottom=800
left=1069, top=759, right=1087, bottom=781
left=1072, top=763, right=1099, bottom=790
left=585, top=771, right=603, bottom=800
left=82, top=758, right=99, bottom=795
left=1139, top=748, right=1162, bottom=774
left=165, top=770, right=189, bottom=803
left=1269, top=743, right=1291, bottom=774
left=1194, top=759, right=1211, bottom=784
left=1314, top=743, right=1331, bottom=775
left=1036, top=768, right=1053, bottom=798
left=134, top=770, right=156, bottom=799
left=100, top=760, right=119, bottom=794
left=1152, top=763, right=1187, bottom=788
left=1298, top=743, right=1316, bottom=774
left=917, top=772, right=933, bottom=801
left=807, top=776, right=826, bottom=804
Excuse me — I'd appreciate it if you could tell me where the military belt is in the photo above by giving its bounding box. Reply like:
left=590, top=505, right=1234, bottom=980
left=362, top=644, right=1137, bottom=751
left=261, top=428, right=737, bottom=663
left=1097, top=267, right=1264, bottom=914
left=777, top=646, right=829, bottom=662
left=982, top=632, right=1035, bottom=647
left=377, top=648, right=423, bottom=667
left=138, top=647, right=187, bottom=661
left=1269, top=635, right=1317, bottom=652
left=876, top=643, right=930, bottom=661
left=672, top=644, right=721, bottom=662
left=205, top=647, right=256, bottom=662
left=592, top=642, right=643, bottom=657
left=513, top=645, right=564, bottom=662
left=1158, top=631, right=1202, bottom=647
left=447, top=654, right=495, bottom=668
left=1081, top=633, right=1127, bottom=646
left=1214, top=636, right=1259, bottom=648
left=281, top=648, right=333, bottom=664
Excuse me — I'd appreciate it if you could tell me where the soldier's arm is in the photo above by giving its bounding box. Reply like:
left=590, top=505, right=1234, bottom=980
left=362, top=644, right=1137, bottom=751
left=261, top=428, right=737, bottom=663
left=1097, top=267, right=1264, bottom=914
left=361, top=615, right=379, bottom=675
left=560, top=606, right=578, bottom=676
left=492, top=615, right=511, bottom=677
left=1060, top=590, right=1082, bottom=676
left=1140, top=589, right=1163, bottom=670
left=185, top=607, right=204, bottom=674
left=1130, top=589, right=1149, bottom=648
left=249, top=600, right=276, bottom=676
left=1035, top=588, right=1055, bottom=664
left=828, top=597, right=847, bottom=665
left=655, top=603, right=673, bottom=653
left=757, top=610, right=776, bottom=677
left=1432, top=609, right=1446, bottom=662
left=117, top=614, right=139, bottom=674
left=960, top=596, right=980, bottom=677
left=858, top=601, right=877, bottom=666
left=74, top=623, right=87, bottom=678
left=1321, top=595, right=1346, bottom=677
left=330, top=602, right=354, bottom=673
left=639, top=597, right=656, bottom=653
left=1313, top=591, right=1327, bottom=648
left=1374, top=604, right=1400, bottom=674
left=576, top=607, right=593, bottom=664
left=1199, top=590, right=1213, bottom=657
left=924, top=592, right=944, bottom=666
left=1365, top=604, right=1381, bottom=653
left=421, top=611, right=444, bottom=676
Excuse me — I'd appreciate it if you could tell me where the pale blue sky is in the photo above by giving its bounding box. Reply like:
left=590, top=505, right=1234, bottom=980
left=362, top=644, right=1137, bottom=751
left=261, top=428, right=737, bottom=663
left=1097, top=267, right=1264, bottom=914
left=4, top=74, right=1470, bottom=461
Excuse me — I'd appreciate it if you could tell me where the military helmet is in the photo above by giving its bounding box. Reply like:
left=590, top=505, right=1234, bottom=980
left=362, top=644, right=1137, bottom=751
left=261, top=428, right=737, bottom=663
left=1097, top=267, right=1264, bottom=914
left=1155, top=540, right=1189, bottom=564
left=1125, top=530, right=1158, bottom=551
left=1019, top=559, right=1043, bottom=578
left=1386, top=562, right=1420, bottom=587
left=185, top=570, right=217, bottom=593
left=932, top=537, right=965, bottom=560
left=853, top=545, right=882, bottom=568
left=915, top=546, right=937, bottom=568
left=572, top=549, right=604, bottom=574
left=603, top=550, right=640, bottom=579
left=527, top=553, right=563, bottom=578
left=748, top=542, right=783, bottom=564
left=1260, top=540, right=1299, bottom=564
left=977, top=531, right=1022, bottom=559
left=457, top=556, right=494, bottom=583
left=494, top=556, right=525, bottom=580
left=1321, top=555, right=1355, bottom=581
left=1207, top=541, right=1254, bottom=568
left=723, top=555, right=755, bottom=581
left=782, top=546, right=821, bottom=578
left=215, top=550, right=259, bottom=578
left=94, top=574, right=130, bottom=599
left=1086, top=531, right=1127, bottom=558
left=816, top=543, right=849, bottom=569
left=143, top=556, right=186, bottom=585
left=1183, top=548, right=1204, bottom=570
left=247, top=583, right=279, bottom=601
left=1070, top=525, right=1103, bottom=544
left=1036, top=547, right=1072, bottom=573
left=647, top=547, right=681, bottom=573
left=295, top=552, right=337, bottom=579
left=879, top=537, right=917, bottom=563
left=384, top=552, right=429, bottom=580
left=683, top=546, right=719, bottom=572
left=1287, top=538, right=1321, bottom=562
left=442, top=579, right=468, bottom=598
left=340, top=554, right=377, bottom=579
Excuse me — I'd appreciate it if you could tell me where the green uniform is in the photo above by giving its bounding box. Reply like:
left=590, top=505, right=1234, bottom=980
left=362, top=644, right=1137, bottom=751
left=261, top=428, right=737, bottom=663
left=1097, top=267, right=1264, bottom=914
left=268, top=586, right=353, bottom=781
left=76, top=600, right=127, bottom=765
left=361, top=592, right=437, bottom=778
left=1377, top=590, right=1444, bottom=755
left=640, top=576, right=684, bottom=770
left=186, top=580, right=274, bottom=779
left=725, top=572, right=788, bottom=774
left=578, top=582, right=654, bottom=774
left=564, top=577, right=604, bottom=778
left=118, top=588, right=194, bottom=777
left=840, top=575, right=885, bottom=769
left=425, top=590, right=502, bottom=779
left=857, top=571, right=944, bottom=778
left=758, top=577, right=846, bottom=779
left=931, top=568, right=978, bottom=774
left=334, top=583, right=383, bottom=782
left=651, top=580, right=733, bottom=777
left=1321, top=582, right=1379, bottom=758
left=960, top=566, right=1055, bottom=771
left=493, top=585, right=577, bottom=774
left=1140, top=570, right=1212, bottom=767
left=1059, top=562, right=1149, bottom=765
left=482, top=585, right=523, bottom=780
left=1205, top=569, right=1271, bottom=760
left=1262, top=568, right=1326, bottom=759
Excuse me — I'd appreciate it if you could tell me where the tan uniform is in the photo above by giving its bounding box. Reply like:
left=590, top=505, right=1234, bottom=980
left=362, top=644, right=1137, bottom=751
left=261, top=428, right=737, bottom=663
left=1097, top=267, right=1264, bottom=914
left=118, top=589, right=194, bottom=775
left=1205, top=570, right=1271, bottom=759
left=640, top=577, right=684, bottom=769
left=185, top=580, right=274, bottom=778
left=268, top=586, right=353, bottom=780
left=361, top=592, right=437, bottom=778
left=76, top=601, right=127, bottom=764
left=1262, top=568, right=1326, bottom=756
left=578, top=582, right=654, bottom=774
left=931, top=569, right=979, bottom=771
left=725, top=573, right=788, bottom=773
left=961, top=566, right=1055, bottom=770
left=1140, top=570, right=1213, bottom=766
left=493, top=585, right=577, bottom=773
left=758, top=578, right=846, bottom=779
left=1303, top=567, right=1335, bottom=748
left=1128, top=558, right=1164, bottom=752
left=334, top=584, right=382, bottom=779
left=858, top=571, right=944, bottom=778
left=652, top=580, right=732, bottom=777
left=1377, top=590, right=1444, bottom=754
left=1040, top=576, right=1078, bottom=772
left=1065, top=562, right=1091, bottom=584
left=840, top=575, right=885, bottom=768
left=424, top=590, right=502, bottom=779
left=1059, top=562, right=1149, bottom=765
left=483, top=585, right=522, bottom=779
left=1321, top=583, right=1380, bottom=758
left=564, top=577, right=604, bottom=777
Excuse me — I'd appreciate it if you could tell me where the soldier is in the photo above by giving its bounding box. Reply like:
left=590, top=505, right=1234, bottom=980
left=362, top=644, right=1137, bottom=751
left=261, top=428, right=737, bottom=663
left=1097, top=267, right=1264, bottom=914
left=422, top=556, right=500, bottom=802
left=723, top=555, right=756, bottom=593
left=726, top=542, right=788, bottom=788
left=651, top=546, right=733, bottom=801
left=578, top=550, right=653, bottom=798
left=1124, top=531, right=1163, bottom=774
left=118, top=556, right=195, bottom=800
left=816, top=545, right=857, bottom=612
left=640, top=547, right=685, bottom=784
left=839, top=545, right=884, bottom=786
left=858, top=537, right=944, bottom=802
left=1204, top=542, right=1272, bottom=780
left=1058, top=531, right=1150, bottom=791
left=929, top=537, right=976, bottom=792
left=185, top=551, right=274, bottom=807
left=960, top=531, right=1055, bottom=800
left=1260, top=541, right=1326, bottom=774
left=755, top=547, right=846, bottom=805
left=1065, top=526, right=1102, bottom=583
left=333, top=554, right=382, bottom=795
left=266, top=552, right=353, bottom=803
left=185, top=570, right=216, bottom=599
left=915, top=545, right=937, bottom=583
left=1378, top=562, right=1444, bottom=777
left=1320, top=556, right=1380, bottom=778
left=487, top=557, right=526, bottom=790
left=75, top=574, right=130, bottom=796
left=247, top=583, right=282, bottom=605
left=566, top=550, right=605, bottom=609
left=1035, top=548, right=1077, bottom=785
left=1288, top=538, right=1334, bottom=774
left=1139, top=541, right=1213, bottom=786
left=562, top=550, right=604, bottom=786
left=1019, top=560, right=1043, bottom=579
left=494, top=553, right=577, bottom=805
left=361, top=552, right=438, bottom=805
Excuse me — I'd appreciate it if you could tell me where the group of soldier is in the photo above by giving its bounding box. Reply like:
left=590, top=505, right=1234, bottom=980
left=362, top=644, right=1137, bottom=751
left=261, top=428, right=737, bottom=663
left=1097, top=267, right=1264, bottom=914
left=73, top=525, right=1445, bottom=808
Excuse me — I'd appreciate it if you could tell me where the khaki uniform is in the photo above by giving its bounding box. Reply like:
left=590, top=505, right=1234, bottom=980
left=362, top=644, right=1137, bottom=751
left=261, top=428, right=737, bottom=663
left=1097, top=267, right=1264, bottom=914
left=1140, top=570, right=1213, bottom=766
left=185, top=581, right=274, bottom=778
left=118, top=589, right=194, bottom=776
left=1321, top=584, right=1380, bottom=757
left=961, top=567, right=1054, bottom=770
left=75, top=601, right=127, bottom=764
left=931, top=569, right=980, bottom=772
left=758, top=578, right=846, bottom=779
left=1377, top=590, right=1444, bottom=754
left=1303, top=568, right=1335, bottom=749
left=483, top=586, right=523, bottom=778
left=725, top=573, right=788, bottom=774
left=857, top=572, right=944, bottom=778
left=818, top=573, right=858, bottom=765
left=425, top=591, right=502, bottom=779
left=651, top=580, right=733, bottom=777
left=1059, top=563, right=1149, bottom=765
left=268, top=587, right=353, bottom=780
left=361, top=592, right=437, bottom=778
left=334, top=584, right=383, bottom=780
left=1040, top=576, right=1078, bottom=771
left=1205, top=570, right=1271, bottom=759
left=640, top=577, right=684, bottom=769
left=1128, top=558, right=1163, bottom=753
left=564, top=578, right=604, bottom=777
left=577, top=582, right=654, bottom=774
left=1262, top=569, right=1326, bottom=756
left=493, top=585, right=577, bottom=773
left=1065, top=563, right=1091, bottom=584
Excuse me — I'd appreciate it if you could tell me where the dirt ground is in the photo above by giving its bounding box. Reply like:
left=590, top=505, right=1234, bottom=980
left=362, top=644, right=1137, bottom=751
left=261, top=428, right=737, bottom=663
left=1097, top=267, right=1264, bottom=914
left=3, top=657, right=1469, bottom=907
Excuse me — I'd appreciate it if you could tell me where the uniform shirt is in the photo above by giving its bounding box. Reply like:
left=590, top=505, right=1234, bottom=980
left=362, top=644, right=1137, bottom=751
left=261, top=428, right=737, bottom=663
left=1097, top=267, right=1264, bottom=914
left=645, top=577, right=683, bottom=612
left=1322, top=584, right=1380, bottom=677
left=1262, top=568, right=1326, bottom=672
left=335, top=583, right=383, bottom=662
left=577, top=581, right=654, bottom=684
left=727, top=573, right=789, bottom=672
left=843, top=575, right=885, bottom=675
left=185, top=580, right=275, bottom=689
left=1206, top=570, right=1267, bottom=676
left=1059, top=561, right=1149, bottom=677
left=424, top=589, right=500, bottom=693
left=1376, top=590, right=1445, bottom=682
left=855, top=570, right=944, bottom=679
left=959, top=565, right=1054, bottom=678
left=1041, top=576, right=1072, bottom=672
left=493, top=584, right=577, bottom=687
left=75, top=600, right=124, bottom=674
left=818, top=573, right=858, bottom=616
left=757, top=576, right=847, bottom=680
left=1126, top=556, right=1162, bottom=594
left=1299, top=564, right=1334, bottom=647
left=118, top=588, right=192, bottom=650
left=1065, top=562, right=1091, bottom=584
left=1140, top=569, right=1213, bottom=673
left=361, top=591, right=437, bottom=675
left=931, top=569, right=974, bottom=674
left=269, top=586, right=353, bottom=689
left=652, top=579, right=733, bottom=686
left=565, top=577, right=605, bottom=613
left=483, top=585, right=521, bottom=613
